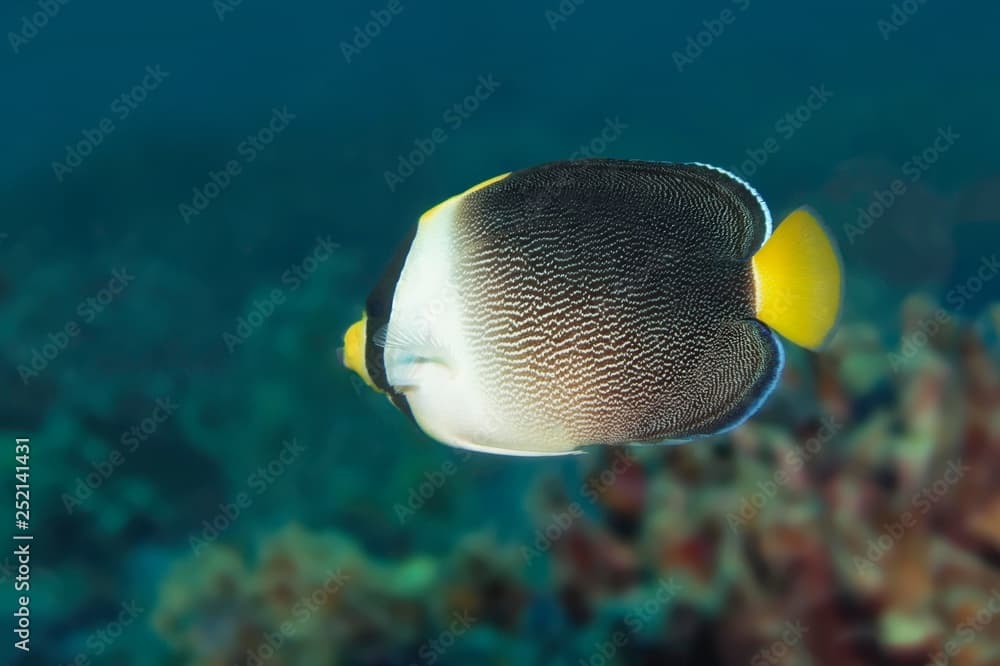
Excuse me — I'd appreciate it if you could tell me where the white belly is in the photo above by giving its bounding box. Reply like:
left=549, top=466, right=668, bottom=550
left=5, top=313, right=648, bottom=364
left=383, top=197, right=578, bottom=456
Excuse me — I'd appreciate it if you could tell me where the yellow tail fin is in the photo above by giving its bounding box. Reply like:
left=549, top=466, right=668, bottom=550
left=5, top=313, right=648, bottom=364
left=751, top=207, right=843, bottom=350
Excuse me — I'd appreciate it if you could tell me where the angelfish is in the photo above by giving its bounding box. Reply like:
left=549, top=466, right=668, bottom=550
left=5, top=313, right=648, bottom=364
left=342, top=159, right=842, bottom=456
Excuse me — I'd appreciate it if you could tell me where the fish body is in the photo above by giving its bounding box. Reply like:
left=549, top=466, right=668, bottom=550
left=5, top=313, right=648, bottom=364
left=343, top=159, right=842, bottom=456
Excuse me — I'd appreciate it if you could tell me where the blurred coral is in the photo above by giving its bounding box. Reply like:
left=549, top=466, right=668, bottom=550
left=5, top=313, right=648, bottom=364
left=144, top=292, right=1000, bottom=665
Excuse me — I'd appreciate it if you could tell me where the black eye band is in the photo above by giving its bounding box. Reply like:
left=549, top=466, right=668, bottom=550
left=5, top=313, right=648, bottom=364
left=364, top=222, right=419, bottom=420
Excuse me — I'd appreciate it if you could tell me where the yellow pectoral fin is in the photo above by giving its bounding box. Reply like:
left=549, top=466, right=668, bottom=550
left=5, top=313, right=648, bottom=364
left=751, top=207, right=843, bottom=350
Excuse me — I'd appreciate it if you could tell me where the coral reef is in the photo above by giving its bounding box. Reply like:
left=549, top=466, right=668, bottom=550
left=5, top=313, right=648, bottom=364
left=153, top=525, right=527, bottom=665
left=141, top=294, right=1000, bottom=665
